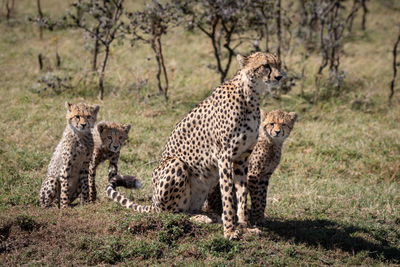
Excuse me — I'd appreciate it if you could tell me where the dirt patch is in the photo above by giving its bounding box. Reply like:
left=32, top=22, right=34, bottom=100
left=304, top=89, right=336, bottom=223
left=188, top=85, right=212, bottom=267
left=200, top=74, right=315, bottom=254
left=0, top=207, right=126, bottom=265
left=0, top=215, right=43, bottom=254
left=128, top=214, right=204, bottom=245
left=128, top=216, right=163, bottom=234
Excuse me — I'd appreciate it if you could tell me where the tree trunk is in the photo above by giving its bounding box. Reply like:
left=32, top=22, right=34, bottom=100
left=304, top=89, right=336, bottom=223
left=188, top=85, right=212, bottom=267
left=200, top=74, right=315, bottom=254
left=5, top=0, right=11, bottom=23
left=361, top=0, right=368, bottom=31
left=260, top=8, right=270, bottom=52
left=38, top=53, right=43, bottom=71
left=265, top=21, right=269, bottom=53
left=98, top=45, right=110, bottom=100
left=151, top=38, right=163, bottom=97
left=37, top=0, right=43, bottom=39
left=346, top=0, right=359, bottom=33
left=315, top=20, right=327, bottom=100
left=92, top=24, right=100, bottom=71
left=276, top=0, right=282, bottom=60
left=209, top=19, right=225, bottom=83
left=389, top=32, right=400, bottom=102
left=56, top=52, right=61, bottom=68
left=157, top=36, right=169, bottom=101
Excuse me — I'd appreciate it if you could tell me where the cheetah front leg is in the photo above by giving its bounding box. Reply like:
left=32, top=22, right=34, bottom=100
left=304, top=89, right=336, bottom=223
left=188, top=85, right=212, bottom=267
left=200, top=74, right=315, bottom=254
left=234, top=160, right=261, bottom=236
left=218, top=157, right=240, bottom=240
left=248, top=173, right=271, bottom=226
left=79, top=159, right=90, bottom=204
left=88, top=158, right=98, bottom=202
left=233, top=160, right=249, bottom=227
left=108, top=153, right=119, bottom=181
left=59, top=150, right=74, bottom=209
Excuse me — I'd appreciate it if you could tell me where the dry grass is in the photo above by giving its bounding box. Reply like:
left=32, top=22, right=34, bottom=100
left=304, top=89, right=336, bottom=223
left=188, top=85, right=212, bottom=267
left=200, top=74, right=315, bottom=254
left=0, top=0, right=400, bottom=265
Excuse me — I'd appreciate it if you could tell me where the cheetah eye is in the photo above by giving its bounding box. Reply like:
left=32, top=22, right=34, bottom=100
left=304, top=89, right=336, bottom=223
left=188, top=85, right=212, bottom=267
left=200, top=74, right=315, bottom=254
left=263, top=64, right=270, bottom=69
left=75, top=115, right=80, bottom=119
left=269, top=123, right=274, bottom=126
left=107, top=136, right=112, bottom=140
left=87, top=115, right=92, bottom=119
left=282, top=123, right=286, bottom=127
left=119, top=136, right=123, bottom=140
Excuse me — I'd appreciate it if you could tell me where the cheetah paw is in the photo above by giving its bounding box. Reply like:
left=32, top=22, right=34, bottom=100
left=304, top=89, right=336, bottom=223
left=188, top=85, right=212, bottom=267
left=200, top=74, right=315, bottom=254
left=224, top=229, right=240, bottom=241
left=190, top=214, right=213, bottom=224
left=244, top=226, right=262, bottom=237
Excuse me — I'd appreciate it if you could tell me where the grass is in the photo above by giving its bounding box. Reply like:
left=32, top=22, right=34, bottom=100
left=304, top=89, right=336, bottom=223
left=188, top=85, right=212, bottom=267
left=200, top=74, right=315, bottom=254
left=1, top=0, right=400, bottom=265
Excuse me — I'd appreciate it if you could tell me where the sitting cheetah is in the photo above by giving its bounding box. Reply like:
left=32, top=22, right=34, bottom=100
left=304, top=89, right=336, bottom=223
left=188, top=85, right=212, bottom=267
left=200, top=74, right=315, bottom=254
left=39, top=102, right=99, bottom=208
left=107, top=52, right=282, bottom=240
left=204, top=110, right=297, bottom=225
left=248, top=110, right=297, bottom=225
left=88, top=121, right=133, bottom=202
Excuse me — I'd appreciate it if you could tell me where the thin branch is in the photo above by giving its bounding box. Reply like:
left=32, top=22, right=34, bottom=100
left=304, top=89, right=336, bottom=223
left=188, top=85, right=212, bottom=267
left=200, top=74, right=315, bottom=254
left=157, top=36, right=169, bottom=101
left=37, top=0, right=44, bottom=39
left=390, top=30, right=400, bottom=102
left=197, top=23, right=213, bottom=39
left=361, top=0, right=368, bottom=30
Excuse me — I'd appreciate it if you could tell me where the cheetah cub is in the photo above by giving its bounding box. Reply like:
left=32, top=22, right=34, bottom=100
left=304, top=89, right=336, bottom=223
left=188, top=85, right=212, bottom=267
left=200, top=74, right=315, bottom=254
left=88, top=121, right=141, bottom=202
left=39, top=102, right=99, bottom=208
left=248, top=109, right=297, bottom=226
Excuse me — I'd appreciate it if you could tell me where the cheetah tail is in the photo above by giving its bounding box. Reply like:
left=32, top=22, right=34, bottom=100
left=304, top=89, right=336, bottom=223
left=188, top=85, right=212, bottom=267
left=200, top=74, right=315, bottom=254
left=106, top=175, right=157, bottom=213
left=111, top=174, right=142, bottom=189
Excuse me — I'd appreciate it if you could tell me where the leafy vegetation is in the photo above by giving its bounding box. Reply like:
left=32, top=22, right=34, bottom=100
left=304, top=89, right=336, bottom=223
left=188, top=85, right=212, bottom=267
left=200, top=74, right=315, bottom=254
left=0, top=0, right=399, bottom=266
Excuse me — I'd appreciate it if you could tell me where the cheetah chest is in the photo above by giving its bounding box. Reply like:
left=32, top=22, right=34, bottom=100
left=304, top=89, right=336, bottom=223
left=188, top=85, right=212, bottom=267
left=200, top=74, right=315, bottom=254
left=68, top=141, right=91, bottom=189
left=232, top=116, right=259, bottom=160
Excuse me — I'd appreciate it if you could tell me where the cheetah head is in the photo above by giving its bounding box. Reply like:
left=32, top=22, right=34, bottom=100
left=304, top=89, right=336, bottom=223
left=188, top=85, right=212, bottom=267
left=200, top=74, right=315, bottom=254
left=97, top=122, right=131, bottom=153
left=66, top=102, right=99, bottom=132
left=260, top=110, right=297, bottom=142
left=237, top=52, right=282, bottom=89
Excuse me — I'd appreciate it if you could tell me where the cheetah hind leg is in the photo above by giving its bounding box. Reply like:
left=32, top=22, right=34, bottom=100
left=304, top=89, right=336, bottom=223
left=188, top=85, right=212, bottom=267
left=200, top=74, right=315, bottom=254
left=39, top=177, right=60, bottom=208
left=151, top=158, right=192, bottom=212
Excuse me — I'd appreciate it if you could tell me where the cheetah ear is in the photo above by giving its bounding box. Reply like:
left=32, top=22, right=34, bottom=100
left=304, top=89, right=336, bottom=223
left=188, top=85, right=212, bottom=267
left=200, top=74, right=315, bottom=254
left=123, top=124, right=131, bottom=134
left=237, top=54, right=248, bottom=68
left=65, top=102, right=72, bottom=112
left=93, top=105, right=100, bottom=115
left=260, top=109, right=267, bottom=121
left=289, top=112, right=298, bottom=123
left=97, top=122, right=107, bottom=133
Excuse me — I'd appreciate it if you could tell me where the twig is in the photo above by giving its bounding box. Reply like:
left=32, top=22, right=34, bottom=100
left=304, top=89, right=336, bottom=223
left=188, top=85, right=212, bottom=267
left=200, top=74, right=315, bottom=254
left=389, top=28, right=400, bottom=102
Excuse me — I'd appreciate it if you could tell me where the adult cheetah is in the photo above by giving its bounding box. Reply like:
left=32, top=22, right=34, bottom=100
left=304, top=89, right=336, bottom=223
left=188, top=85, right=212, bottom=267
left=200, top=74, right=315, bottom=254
left=107, top=52, right=282, bottom=240
left=39, top=102, right=99, bottom=208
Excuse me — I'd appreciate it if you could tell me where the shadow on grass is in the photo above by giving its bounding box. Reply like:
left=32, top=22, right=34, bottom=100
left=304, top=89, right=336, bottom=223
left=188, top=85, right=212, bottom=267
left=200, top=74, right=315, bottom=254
left=263, top=218, right=400, bottom=263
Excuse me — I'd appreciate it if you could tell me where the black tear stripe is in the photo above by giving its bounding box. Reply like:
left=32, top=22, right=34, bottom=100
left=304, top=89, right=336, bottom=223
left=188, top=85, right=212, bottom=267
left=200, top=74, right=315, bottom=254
left=267, top=65, right=272, bottom=80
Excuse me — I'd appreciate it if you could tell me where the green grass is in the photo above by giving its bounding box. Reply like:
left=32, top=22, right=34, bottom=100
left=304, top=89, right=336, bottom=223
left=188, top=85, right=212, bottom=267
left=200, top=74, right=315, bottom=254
left=1, top=0, right=400, bottom=265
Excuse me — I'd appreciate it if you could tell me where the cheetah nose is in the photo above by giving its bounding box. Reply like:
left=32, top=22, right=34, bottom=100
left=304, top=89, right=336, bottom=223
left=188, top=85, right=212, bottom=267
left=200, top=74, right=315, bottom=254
left=275, top=130, right=281, bottom=134
left=113, top=145, right=119, bottom=150
left=275, top=75, right=282, bottom=81
left=81, top=123, right=87, bottom=128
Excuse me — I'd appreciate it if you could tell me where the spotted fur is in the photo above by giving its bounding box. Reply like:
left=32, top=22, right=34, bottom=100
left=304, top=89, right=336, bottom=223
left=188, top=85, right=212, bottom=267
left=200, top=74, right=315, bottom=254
left=88, top=121, right=132, bottom=202
left=39, top=102, right=99, bottom=208
left=106, top=52, right=282, bottom=240
left=107, top=174, right=142, bottom=194
left=248, top=110, right=297, bottom=225
left=204, top=110, right=297, bottom=226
